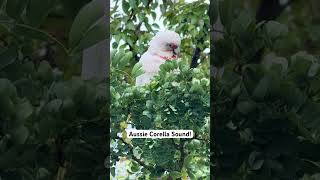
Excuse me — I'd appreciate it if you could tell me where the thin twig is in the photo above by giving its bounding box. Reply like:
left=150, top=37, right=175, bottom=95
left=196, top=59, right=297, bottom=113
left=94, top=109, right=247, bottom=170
left=116, top=137, right=154, bottom=170
left=190, top=47, right=201, bottom=68
left=179, top=139, right=186, bottom=169
left=15, top=23, right=69, bottom=55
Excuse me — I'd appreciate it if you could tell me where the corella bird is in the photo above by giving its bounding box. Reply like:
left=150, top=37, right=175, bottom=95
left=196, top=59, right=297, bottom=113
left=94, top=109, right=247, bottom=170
left=135, top=30, right=181, bottom=86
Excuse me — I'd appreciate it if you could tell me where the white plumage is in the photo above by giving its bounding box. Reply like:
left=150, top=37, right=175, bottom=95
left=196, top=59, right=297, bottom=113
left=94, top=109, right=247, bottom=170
left=135, top=30, right=181, bottom=86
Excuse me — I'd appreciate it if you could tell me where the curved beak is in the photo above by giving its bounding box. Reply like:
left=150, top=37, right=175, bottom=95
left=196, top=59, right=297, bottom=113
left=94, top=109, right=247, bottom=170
left=173, top=47, right=180, bottom=57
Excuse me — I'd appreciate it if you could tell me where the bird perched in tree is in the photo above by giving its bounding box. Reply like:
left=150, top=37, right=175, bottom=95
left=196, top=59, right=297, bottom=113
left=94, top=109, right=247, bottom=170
left=135, top=30, right=181, bottom=86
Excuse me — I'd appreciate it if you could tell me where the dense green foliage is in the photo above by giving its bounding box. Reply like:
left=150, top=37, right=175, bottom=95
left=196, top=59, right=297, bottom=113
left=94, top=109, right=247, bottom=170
left=111, top=52, right=210, bottom=179
left=111, top=0, right=209, bottom=63
left=110, top=0, right=210, bottom=179
left=211, top=0, right=320, bottom=179
left=0, top=0, right=107, bottom=179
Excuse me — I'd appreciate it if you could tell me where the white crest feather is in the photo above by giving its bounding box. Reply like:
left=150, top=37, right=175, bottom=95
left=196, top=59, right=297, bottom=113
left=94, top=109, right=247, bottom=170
left=135, top=30, right=181, bottom=86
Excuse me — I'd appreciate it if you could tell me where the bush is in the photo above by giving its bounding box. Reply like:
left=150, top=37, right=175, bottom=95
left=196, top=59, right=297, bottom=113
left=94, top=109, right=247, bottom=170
left=110, top=50, right=210, bottom=179
left=211, top=0, right=320, bottom=179
left=0, top=0, right=107, bottom=179
left=110, top=0, right=210, bottom=178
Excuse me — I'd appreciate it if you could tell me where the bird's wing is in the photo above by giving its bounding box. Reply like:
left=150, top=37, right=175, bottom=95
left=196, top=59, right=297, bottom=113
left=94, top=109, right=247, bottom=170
left=135, top=51, right=162, bottom=86
left=136, top=72, right=156, bottom=86
left=139, top=51, right=164, bottom=73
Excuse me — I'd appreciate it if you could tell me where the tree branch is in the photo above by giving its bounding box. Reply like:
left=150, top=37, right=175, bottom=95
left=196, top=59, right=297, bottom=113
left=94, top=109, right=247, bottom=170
left=116, top=137, right=154, bottom=170
left=190, top=47, right=201, bottom=68
left=179, top=139, right=186, bottom=169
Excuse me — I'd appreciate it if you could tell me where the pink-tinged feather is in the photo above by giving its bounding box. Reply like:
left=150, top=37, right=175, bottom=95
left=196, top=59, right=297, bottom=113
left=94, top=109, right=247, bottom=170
left=135, top=30, right=181, bottom=86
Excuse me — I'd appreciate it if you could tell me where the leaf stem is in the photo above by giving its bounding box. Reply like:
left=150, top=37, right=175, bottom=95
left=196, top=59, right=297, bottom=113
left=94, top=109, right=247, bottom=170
left=0, top=21, right=69, bottom=55
left=16, top=24, right=69, bottom=55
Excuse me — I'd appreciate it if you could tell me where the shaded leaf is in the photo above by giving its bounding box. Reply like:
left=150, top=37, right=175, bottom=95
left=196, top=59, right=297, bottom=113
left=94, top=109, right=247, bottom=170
left=26, top=0, right=56, bottom=27
left=69, top=0, right=106, bottom=49
left=0, top=47, right=18, bottom=70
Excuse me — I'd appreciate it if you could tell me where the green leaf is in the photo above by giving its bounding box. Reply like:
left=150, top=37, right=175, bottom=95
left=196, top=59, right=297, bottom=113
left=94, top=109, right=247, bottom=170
left=291, top=51, right=317, bottom=64
left=12, top=24, right=68, bottom=54
left=0, top=78, right=18, bottom=100
left=152, top=23, right=160, bottom=29
left=0, top=146, right=19, bottom=169
left=15, top=100, right=33, bottom=124
left=45, top=99, right=63, bottom=114
left=36, top=61, right=53, bottom=82
left=151, top=11, right=157, bottom=20
left=219, top=0, right=239, bottom=32
left=145, top=23, right=153, bottom=32
left=122, top=0, right=130, bottom=14
left=11, top=125, right=29, bottom=144
left=0, top=47, right=18, bottom=70
left=61, top=98, right=76, bottom=120
left=231, top=82, right=241, bottom=98
left=132, top=63, right=144, bottom=78
left=231, top=12, right=253, bottom=35
left=126, top=21, right=135, bottom=30
left=301, top=174, right=320, bottom=180
left=168, top=171, right=182, bottom=179
left=6, top=0, right=28, bottom=20
left=237, top=100, right=256, bottom=114
left=129, top=0, right=136, bottom=8
left=252, top=75, right=271, bottom=100
left=111, top=167, right=116, bottom=177
left=74, top=17, right=108, bottom=52
left=146, top=100, right=153, bottom=109
left=133, top=146, right=142, bottom=159
left=36, top=168, right=51, bottom=179
left=142, top=110, right=152, bottom=119
left=141, top=0, right=149, bottom=6
left=209, top=0, right=218, bottom=25
left=160, top=4, right=166, bottom=15
left=120, top=51, right=132, bottom=65
left=248, top=151, right=264, bottom=170
left=0, top=95, right=15, bottom=117
left=69, top=0, right=106, bottom=50
left=308, top=63, right=320, bottom=77
left=113, top=49, right=125, bottom=65
left=262, top=53, right=288, bottom=74
left=26, top=0, right=56, bottom=27
left=38, top=117, right=56, bottom=141
left=265, top=21, right=288, bottom=40
left=129, top=161, right=140, bottom=172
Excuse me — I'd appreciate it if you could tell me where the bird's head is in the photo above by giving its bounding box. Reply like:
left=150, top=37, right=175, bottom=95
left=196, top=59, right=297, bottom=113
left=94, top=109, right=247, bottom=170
left=148, top=30, right=181, bottom=58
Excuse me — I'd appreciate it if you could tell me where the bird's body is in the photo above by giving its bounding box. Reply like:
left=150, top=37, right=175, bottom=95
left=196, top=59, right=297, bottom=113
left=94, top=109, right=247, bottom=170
left=135, top=30, right=181, bottom=86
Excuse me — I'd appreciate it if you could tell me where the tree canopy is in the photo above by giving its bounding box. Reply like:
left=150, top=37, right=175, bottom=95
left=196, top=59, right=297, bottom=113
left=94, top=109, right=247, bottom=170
left=111, top=0, right=210, bottom=179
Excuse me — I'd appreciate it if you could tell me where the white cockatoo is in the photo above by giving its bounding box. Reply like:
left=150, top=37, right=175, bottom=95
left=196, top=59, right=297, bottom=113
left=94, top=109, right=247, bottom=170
left=135, top=30, right=181, bottom=86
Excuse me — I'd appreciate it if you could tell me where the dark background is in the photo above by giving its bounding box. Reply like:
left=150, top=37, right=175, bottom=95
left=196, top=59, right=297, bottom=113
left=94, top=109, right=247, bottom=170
left=0, top=0, right=108, bottom=179
left=211, top=0, right=320, bottom=179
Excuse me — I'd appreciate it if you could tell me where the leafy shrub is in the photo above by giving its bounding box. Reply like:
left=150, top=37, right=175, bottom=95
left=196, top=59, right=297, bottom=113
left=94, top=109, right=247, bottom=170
left=110, top=50, right=210, bottom=179
left=110, top=0, right=210, bottom=178
left=211, top=1, right=320, bottom=179
left=0, top=0, right=107, bottom=179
